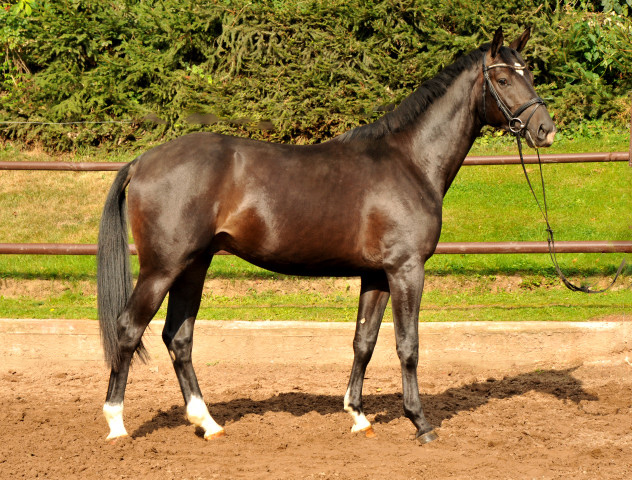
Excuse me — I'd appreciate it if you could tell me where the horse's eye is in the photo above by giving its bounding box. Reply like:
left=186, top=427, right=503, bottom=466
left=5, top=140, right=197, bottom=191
left=498, top=78, right=508, bottom=86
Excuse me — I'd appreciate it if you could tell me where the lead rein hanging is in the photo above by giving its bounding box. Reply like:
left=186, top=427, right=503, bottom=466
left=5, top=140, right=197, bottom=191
left=514, top=133, right=627, bottom=294
left=482, top=54, right=626, bottom=293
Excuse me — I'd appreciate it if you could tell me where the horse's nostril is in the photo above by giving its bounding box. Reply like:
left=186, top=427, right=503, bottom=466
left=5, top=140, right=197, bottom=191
left=536, top=124, right=556, bottom=147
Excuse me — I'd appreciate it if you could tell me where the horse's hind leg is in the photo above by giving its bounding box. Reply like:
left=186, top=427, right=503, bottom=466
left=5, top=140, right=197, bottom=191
left=344, top=272, right=390, bottom=437
left=162, top=256, right=225, bottom=440
left=104, top=272, right=173, bottom=441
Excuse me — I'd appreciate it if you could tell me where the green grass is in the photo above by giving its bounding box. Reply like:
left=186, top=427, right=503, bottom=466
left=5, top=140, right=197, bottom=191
left=0, top=123, right=631, bottom=321
left=432, top=159, right=631, bottom=276
left=0, top=255, right=279, bottom=280
left=469, top=120, right=631, bottom=156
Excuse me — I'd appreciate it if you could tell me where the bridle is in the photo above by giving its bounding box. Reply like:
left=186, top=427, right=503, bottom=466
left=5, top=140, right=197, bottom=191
left=481, top=54, right=626, bottom=294
left=482, top=53, right=546, bottom=138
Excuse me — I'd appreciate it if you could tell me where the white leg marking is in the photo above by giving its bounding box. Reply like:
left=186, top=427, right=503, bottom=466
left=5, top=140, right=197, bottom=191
left=344, top=389, right=371, bottom=433
left=103, top=402, right=128, bottom=440
left=186, top=395, right=225, bottom=439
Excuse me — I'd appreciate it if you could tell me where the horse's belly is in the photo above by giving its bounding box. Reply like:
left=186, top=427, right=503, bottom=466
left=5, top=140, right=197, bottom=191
left=215, top=226, right=379, bottom=277
left=231, top=251, right=376, bottom=277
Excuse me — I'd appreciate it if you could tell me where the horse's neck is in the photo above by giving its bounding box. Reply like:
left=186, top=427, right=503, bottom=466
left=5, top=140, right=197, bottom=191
left=403, top=67, right=483, bottom=197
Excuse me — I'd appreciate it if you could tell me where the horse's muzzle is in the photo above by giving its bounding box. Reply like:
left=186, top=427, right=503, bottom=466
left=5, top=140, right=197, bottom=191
left=527, top=122, right=556, bottom=148
left=539, top=123, right=556, bottom=147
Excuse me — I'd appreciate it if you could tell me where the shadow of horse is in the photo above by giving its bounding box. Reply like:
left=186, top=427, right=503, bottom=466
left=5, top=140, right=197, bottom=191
left=131, top=367, right=597, bottom=438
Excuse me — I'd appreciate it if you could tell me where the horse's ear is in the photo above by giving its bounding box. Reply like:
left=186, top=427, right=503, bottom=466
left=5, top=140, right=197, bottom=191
left=509, top=27, right=531, bottom=52
left=490, top=27, right=504, bottom=58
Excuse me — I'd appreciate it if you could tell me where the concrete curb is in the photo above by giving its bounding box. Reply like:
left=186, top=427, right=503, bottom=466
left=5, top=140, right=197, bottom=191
left=1, top=319, right=630, bottom=372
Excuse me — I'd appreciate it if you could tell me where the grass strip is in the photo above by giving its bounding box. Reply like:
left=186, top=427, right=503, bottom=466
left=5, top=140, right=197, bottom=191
left=1, top=274, right=629, bottom=322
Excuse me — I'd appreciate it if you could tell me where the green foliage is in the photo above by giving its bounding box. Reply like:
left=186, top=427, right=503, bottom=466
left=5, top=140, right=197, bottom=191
left=0, top=0, right=630, bottom=150
left=601, top=0, right=632, bottom=16
left=536, top=4, right=632, bottom=126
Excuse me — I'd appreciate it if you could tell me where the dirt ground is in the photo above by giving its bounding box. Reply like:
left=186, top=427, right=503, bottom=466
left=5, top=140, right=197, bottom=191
left=1, top=321, right=632, bottom=479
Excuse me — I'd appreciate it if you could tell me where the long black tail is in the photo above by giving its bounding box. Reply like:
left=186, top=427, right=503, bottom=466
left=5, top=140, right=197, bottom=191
left=97, top=159, right=144, bottom=371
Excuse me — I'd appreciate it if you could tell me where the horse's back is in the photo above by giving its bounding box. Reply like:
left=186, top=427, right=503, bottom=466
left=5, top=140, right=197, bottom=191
left=125, top=131, right=436, bottom=276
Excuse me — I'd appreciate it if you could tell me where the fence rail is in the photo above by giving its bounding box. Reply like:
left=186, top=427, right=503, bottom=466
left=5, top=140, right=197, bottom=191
left=1, top=241, right=631, bottom=256
left=2, top=151, right=630, bottom=256
left=0, top=152, right=629, bottom=172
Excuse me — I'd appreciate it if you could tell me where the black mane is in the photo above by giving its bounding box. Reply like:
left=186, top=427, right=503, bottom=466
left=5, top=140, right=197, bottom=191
left=338, top=46, right=486, bottom=142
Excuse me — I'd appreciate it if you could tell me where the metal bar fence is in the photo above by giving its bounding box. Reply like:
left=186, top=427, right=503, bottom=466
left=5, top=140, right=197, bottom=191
left=1, top=241, right=631, bottom=256
left=0, top=152, right=629, bottom=172
left=2, top=152, right=630, bottom=256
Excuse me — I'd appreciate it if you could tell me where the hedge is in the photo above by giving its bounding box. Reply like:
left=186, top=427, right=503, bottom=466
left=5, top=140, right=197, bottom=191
left=1, top=0, right=631, bottom=150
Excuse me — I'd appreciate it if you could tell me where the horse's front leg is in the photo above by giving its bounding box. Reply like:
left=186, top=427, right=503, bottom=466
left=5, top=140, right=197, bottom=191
left=387, top=260, right=437, bottom=444
left=344, top=272, right=390, bottom=437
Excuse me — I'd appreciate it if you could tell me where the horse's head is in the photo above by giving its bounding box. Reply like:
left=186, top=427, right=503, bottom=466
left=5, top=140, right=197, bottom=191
left=482, top=27, right=556, bottom=148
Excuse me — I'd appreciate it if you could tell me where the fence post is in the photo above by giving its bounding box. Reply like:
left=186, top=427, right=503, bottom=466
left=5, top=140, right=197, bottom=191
left=629, top=93, right=632, bottom=167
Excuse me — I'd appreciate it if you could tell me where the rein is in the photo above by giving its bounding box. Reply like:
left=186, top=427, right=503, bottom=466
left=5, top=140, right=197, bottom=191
left=482, top=57, right=627, bottom=294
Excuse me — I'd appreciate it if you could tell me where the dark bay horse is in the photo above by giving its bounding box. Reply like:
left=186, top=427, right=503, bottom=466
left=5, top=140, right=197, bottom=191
left=98, top=27, right=555, bottom=444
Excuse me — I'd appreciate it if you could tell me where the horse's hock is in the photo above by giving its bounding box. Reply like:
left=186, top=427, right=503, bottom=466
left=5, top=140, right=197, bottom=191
left=2, top=319, right=630, bottom=373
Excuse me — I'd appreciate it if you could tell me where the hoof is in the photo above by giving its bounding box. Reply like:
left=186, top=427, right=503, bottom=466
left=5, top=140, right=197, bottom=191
left=106, top=433, right=129, bottom=445
left=416, top=430, right=438, bottom=445
left=351, top=425, right=376, bottom=438
left=204, top=429, right=226, bottom=440
left=361, top=426, right=377, bottom=439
